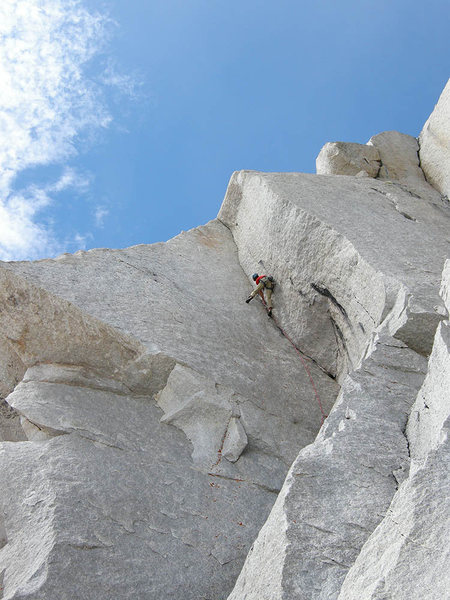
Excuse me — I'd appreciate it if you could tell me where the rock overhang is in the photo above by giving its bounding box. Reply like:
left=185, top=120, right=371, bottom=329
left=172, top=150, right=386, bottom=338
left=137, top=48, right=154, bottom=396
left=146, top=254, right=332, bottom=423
left=219, top=169, right=449, bottom=379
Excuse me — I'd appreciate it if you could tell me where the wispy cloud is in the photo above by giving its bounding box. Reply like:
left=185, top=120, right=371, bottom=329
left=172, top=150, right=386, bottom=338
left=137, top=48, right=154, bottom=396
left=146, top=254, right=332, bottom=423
left=48, top=167, right=92, bottom=194
left=94, top=205, right=109, bottom=228
left=100, top=59, right=143, bottom=101
left=0, top=0, right=122, bottom=261
left=0, top=166, right=93, bottom=259
left=72, top=232, right=92, bottom=251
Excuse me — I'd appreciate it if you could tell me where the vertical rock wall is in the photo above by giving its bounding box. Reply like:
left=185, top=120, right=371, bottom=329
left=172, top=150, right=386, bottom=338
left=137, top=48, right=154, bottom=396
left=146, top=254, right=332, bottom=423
left=419, top=79, right=450, bottom=197
left=219, top=169, right=448, bottom=378
left=338, top=262, right=450, bottom=600
left=221, top=168, right=449, bottom=598
left=225, top=83, right=450, bottom=599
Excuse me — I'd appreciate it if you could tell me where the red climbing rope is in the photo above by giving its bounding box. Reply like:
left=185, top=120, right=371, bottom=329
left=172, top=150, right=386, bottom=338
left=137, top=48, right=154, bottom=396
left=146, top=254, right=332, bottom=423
left=260, top=298, right=328, bottom=425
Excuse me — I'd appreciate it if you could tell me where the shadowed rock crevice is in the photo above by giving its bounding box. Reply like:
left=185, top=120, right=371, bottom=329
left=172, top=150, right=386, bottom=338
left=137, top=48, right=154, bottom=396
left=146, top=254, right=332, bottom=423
left=311, top=283, right=350, bottom=322
left=0, top=514, right=7, bottom=550
left=0, top=400, right=27, bottom=442
left=0, top=341, right=26, bottom=405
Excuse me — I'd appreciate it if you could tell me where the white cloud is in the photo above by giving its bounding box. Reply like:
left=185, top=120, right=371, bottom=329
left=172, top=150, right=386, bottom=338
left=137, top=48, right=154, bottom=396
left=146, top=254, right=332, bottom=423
left=100, top=59, right=143, bottom=100
left=0, top=0, right=118, bottom=261
left=0, top=166, right=93, bottom=260
left=94, top=206, right=109, bottom=228
left=48, top=167, right=92, bottom=194
left=0, top=190, right=53, bottom=258
left=72, top=232, right=91, bottom=251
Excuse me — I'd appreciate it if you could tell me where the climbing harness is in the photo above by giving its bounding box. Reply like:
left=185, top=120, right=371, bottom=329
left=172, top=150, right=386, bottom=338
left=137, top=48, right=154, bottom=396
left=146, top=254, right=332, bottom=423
left=260, top=298, right=328, bottom=426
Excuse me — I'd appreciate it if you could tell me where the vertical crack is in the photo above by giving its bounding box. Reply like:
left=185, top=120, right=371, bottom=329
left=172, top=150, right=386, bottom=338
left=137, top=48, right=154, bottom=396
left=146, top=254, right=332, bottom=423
left=416, top=135, right=429, bottom=183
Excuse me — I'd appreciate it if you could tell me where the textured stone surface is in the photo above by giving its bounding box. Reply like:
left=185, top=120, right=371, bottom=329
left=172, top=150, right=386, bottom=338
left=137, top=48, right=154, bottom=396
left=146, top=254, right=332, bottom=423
left=1, top=85, right=450, bottom=600
left=0, top=399, right=26, bottom=442
left=419, top=79, right=450, bottom=197
left=228, top=331, right=428, bottom=600
left=338, top=264, right=450, bottom=600
left=1, top=395, right=276, bottom=599
left=219, top=169, right=449, bottom=376
left=368, top=130, right=425, bottom=183
left=0, top=305, right=279, bottom=600
left=0, top=340, right=24, bottom=401
left=222, top=417, right=248, bottom=463
left=316, top=142, right=381, bottom=177
left=0, top=221, right=338, bottom=599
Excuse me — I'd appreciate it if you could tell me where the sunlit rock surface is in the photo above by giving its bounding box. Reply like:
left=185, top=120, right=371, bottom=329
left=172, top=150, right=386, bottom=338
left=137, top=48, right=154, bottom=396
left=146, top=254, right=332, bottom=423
left=219, top=168, right=448, bottom=375
left=222, top=169, right=449, bottom=599
left=0, top=83, right=449, bottom=600
left=316, top=142, right=381, bottom=177
left=338, top=262, right=450, bottom=600
left=419, top=79, right=450, bottom=197
left=0, top=222, right=337, bottom=600
left=226, top=84, right=449, bottom=600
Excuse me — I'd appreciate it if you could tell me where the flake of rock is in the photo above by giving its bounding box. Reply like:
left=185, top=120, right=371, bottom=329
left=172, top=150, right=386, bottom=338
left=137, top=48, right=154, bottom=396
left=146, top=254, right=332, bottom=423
left=316, top=141, right=381, bottom=177
left=222, top=417, right=248, bottom=462
left=0, top=266, right=176, bottom=397
left=440, top=258, right=450, bottom=314
left=419, top=79, right=450, bottom=197
left=157, top=363, right=236, bottom=467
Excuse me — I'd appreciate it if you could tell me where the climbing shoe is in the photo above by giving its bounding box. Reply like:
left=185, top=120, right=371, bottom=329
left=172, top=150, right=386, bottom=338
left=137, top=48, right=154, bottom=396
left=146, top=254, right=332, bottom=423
left=245, top=297, right=252, bottom=304
left=267, top=308, right=273, bottom=317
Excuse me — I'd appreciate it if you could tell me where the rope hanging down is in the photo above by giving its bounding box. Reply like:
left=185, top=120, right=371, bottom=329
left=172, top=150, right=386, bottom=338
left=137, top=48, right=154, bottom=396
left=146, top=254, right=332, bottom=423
left=261, top=298, right=328, bottom=425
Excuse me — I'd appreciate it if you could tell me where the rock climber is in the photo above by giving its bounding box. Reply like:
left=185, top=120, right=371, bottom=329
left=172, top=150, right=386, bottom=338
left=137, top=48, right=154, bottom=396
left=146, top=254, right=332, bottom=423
left=246, top=273, right=275, bottom=316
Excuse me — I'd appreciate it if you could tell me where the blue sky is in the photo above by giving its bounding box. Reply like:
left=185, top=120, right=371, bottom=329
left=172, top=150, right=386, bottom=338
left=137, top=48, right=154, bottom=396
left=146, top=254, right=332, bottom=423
left=0, top=0, right=449, bottom=260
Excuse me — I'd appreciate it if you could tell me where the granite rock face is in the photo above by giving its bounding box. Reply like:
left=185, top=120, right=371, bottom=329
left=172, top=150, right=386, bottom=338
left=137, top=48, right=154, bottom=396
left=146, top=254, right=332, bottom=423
left=225, top=84, right=450, bottom=600
left=219, top=168, right=448, bottom=376
left=368, top=130, right=425, bottom=183
left=316, top=142, right=381, bottom=178
left=1, top=84, right=449, bottom=600
left=0, top=221, right=338, bottom=600
left=222, top=169, right=449, bottom=598
left=419, top=79, right=450, bottom=197
left=228, top=333, right=428, bottom=600
left=338, top=263, right=450, bottom=600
